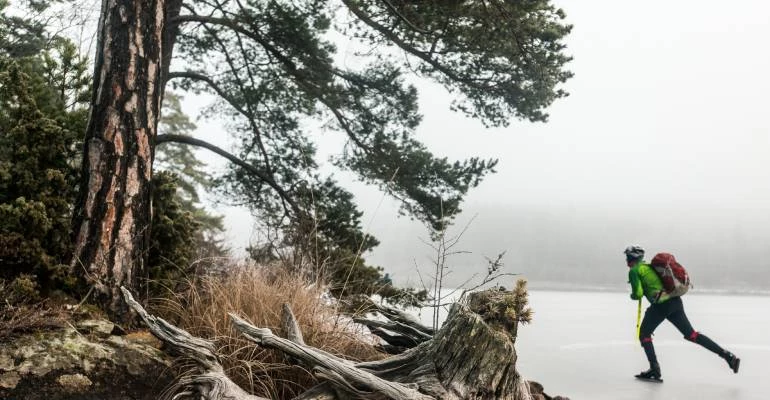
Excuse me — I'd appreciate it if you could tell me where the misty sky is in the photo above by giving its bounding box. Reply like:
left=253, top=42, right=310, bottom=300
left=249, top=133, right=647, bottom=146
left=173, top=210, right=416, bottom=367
left=185, top=0, right=770, bottom=290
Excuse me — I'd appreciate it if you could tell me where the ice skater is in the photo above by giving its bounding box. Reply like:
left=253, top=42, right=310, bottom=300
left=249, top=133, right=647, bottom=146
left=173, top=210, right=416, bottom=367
left=624, top=245, right=740, bottom=382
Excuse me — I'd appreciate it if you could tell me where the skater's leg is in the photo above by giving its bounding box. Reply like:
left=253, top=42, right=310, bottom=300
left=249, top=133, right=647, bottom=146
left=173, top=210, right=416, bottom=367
left=667, top=297, right=740, bottom=373
left=666, top=298, right=726, bottom=356
left=639, top=304, right=666, bottom=370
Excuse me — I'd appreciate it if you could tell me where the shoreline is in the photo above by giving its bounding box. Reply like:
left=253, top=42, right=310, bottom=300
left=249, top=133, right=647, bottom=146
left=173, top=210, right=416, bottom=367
left=525, top=282, right=770, bottom=297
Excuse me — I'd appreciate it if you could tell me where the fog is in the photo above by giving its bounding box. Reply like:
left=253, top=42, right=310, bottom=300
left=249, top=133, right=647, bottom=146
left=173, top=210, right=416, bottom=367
left=189, top=0, right=770, bottom=291
left=356, top=201, right=770, bottom=290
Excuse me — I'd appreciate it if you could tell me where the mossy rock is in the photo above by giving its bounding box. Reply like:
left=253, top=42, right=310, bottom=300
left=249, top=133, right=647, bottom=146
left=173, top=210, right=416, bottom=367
left=0, top=321, right=173, bottom=399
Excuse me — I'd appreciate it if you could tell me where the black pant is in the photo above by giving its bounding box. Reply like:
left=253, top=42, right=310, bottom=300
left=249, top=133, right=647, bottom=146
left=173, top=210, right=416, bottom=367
left=640, top=296, right=694, bottom=340
left=638, top=296, right=727, bottom=367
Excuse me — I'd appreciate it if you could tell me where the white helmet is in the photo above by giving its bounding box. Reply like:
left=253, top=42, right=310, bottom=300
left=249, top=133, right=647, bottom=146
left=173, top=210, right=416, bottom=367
left=624, top=245, right=645, bottom=261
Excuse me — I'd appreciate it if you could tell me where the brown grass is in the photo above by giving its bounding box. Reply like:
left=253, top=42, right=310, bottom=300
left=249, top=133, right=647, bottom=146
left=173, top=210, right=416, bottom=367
left=151, top=265, right=384, bottom=399
left=0, top=301, right=69, bottom=342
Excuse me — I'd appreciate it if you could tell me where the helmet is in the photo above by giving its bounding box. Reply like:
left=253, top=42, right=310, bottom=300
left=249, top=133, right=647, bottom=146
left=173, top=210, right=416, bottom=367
left=624, top=245, right=645, bottom=261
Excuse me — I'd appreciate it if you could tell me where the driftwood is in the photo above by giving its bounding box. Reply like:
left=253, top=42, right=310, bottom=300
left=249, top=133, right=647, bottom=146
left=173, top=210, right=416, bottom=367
left=366, top=300, right=435, bottom=336
left=281, top=303, right=305, bottom=345
left=353, top=298, right=435, bottom=353
left=352, top=317, right=430, bottom=353
left=120, top=287, right=267, bottom=400
left=121, top=286, right=536, bottom=400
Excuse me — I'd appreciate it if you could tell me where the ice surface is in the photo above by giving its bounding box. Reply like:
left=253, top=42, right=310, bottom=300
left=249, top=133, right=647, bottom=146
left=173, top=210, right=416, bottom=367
left=515, top=291, right=769, bottom=400
left=413, top=290, right=769, bottom=399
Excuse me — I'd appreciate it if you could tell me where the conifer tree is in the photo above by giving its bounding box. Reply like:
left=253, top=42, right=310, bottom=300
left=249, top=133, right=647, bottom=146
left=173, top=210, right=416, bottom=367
left=72, top=0, right=572, bottom=318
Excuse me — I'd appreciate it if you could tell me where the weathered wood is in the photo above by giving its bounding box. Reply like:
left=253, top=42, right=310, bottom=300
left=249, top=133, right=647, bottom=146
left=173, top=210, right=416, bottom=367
left=353, top=299, right=434, bottom=355
left=121, top=287, right=218, bottom=369
left=354, top=318, right=428, bottom=354
left=230, top=314, right=434, bottom=400
left=282, top=303, right=305, bottom=345
left=427, top=301, right=532, bottom=400
left=124, top=285, right=540, bottom=400
left=357, top=290, right=535, bottom=400
left=171, top=373, right=265, bottom=400
left=290, top=383, right=342, bottom=400
left=355, top=345, right=422, bottom=373
left=366, top=300, right=434, bottom=336
left=366, top=326, right=419, bottom=354
left=353, top=317, right=432, bottom=344
left=121, top=287, right=268, bottom=400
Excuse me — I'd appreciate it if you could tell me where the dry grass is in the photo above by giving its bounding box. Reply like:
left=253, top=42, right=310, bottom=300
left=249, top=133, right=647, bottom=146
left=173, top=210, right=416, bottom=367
left=151, top=265, right=384, bottom=399
left=0, top=301, right=69, bottom=342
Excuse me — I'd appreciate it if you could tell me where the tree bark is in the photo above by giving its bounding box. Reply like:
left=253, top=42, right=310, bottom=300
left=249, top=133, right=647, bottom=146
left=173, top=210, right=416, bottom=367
left=71, top=0, right=166, bottom=323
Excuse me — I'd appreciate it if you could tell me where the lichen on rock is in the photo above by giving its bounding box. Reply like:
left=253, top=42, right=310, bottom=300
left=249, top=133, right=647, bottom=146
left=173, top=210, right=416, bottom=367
left=0, top=320, right=174, bottom=399
left=56, top=373, right=92, bottom=392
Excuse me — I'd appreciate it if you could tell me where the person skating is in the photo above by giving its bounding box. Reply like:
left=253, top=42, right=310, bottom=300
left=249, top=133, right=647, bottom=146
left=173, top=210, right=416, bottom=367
left=624, top=245, right=740, bottom=382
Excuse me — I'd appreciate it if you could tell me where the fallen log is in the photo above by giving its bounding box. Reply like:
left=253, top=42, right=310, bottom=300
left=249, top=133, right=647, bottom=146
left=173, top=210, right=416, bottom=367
left=122, top=284, right=538, bottom=400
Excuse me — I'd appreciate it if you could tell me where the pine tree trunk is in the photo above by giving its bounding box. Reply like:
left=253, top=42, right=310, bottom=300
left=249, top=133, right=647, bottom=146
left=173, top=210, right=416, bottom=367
left=72, top=0, right=166, bottom=323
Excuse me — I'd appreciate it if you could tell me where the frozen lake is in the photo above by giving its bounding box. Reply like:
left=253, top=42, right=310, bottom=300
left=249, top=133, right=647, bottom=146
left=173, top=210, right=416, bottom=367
left=415, top=290, right=769, bottom=400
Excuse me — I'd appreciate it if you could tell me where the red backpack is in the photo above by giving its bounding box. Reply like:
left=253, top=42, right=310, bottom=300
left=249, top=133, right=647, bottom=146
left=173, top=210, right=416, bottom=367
left=650, top=253, right=691, bottom=297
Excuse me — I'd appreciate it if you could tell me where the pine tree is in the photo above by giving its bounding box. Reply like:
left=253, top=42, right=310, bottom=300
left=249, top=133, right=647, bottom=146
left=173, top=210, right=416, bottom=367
left=72, top=0, right=572, bottom=317
left=0, top=59, right=79, bottom=297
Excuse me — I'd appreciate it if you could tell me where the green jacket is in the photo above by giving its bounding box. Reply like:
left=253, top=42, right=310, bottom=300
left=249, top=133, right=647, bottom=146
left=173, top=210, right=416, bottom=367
left=628, top=261, right=670, bottom=304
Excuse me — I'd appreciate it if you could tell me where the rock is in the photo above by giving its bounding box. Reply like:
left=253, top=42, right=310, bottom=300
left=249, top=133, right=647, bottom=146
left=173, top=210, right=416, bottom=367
left=0, top=320, right=174, bottom=400
left=0, top=371, right=21, bottom=389
left=528, top=380, right=570, bottom=400
left=74, top=319, right=114, bottom=338
left=56, top=373, right=92, bottom=392
left=528, top=380, right=545, bottom=393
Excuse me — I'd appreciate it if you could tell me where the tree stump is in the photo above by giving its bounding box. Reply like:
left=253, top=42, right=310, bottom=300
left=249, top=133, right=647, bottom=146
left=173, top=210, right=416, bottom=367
left=122, top=286, right=536, bottom=400
left=357, top=289, right=532, bottom=400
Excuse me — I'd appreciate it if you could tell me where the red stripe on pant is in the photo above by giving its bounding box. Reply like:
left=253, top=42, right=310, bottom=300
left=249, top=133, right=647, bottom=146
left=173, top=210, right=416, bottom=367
left=689, top=331, right=699, bottom=341
left=641, top=337, right=653, bottom=343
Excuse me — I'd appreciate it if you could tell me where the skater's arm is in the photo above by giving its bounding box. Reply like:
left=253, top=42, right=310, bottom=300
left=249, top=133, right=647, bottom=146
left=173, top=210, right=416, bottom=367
left=628, top=268, right=643, bottom=300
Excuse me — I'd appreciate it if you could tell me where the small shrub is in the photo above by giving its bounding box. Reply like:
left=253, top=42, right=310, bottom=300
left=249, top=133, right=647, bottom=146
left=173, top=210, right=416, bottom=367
left=0, top=60, right=79, bottom=296
left=7, top=274, right=41, bottom=304
left=147, top=171, right=201, bottom=296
